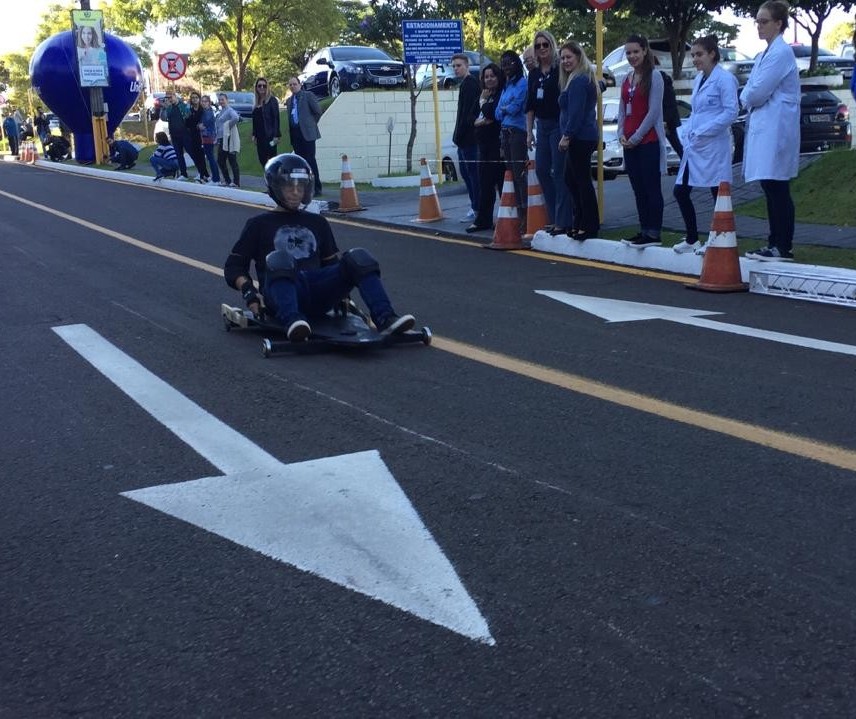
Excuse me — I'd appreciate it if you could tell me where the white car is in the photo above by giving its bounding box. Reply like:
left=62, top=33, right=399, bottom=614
left=603, top=39, right=695, bottom=87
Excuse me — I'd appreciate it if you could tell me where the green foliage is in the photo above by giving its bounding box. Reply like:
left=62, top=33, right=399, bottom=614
left=823, top=20, right=854, bottom=49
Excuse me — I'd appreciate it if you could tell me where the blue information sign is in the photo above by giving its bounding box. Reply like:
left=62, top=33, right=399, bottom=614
left=402, top=19, right=463, bottom=65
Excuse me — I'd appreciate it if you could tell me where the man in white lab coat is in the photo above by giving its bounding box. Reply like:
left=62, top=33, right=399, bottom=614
left=739, top=0, right=801, bottom=262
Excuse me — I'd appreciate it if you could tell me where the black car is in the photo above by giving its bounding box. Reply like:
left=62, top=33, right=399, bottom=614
left=207, top=91, right=255, bottom=118
left=299, top=46, right=408, bottom=98
left=731, top=87, right=851, bottom=161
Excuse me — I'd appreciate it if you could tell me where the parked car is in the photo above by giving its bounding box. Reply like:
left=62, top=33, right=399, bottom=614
left=719, top=87, right=851, bottom=162
left=839, top=42, right=854, bottom=60
left=415, top=51, right=493, bottom=90
left=719, top=47, right=754, bottom=86
left=789, top=44, right=853, bottom=81
left=603, top=39, right=695, bottom=87
left=299, top=46, right=408, bottom=98
left=207, top=91, right=254, bottom=118
left=590, top=99, right=681, bottom=179
left=144, top=92, right=167, bottom=121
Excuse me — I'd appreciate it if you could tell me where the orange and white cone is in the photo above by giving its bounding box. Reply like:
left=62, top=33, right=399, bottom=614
left=335, top=154, right=363, bottom=212
left=19, top=142, right=29, bottom=163
left=29, top=141, right=39, bottom=164
left=414, top=158, right=443, bottom=222
left=485, top=171, right=524, bottom=250
left=523, top=160, right=549, bottom=240
left=688, top=181, right=748, bottom=293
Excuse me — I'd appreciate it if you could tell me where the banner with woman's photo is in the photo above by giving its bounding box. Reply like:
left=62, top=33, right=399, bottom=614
left=71, top=9, right=109, bottom=87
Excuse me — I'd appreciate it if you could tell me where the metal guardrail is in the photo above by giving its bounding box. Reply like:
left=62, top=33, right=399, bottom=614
left=749, top=268, right=856, bottom=307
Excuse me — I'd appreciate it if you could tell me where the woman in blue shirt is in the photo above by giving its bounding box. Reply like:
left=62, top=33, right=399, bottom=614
left=557, top=41, right=600, bottom=239
left=495, top=51, right=529, bottom=227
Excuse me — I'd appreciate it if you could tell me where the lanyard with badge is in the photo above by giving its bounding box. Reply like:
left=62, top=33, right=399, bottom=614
left=536, top=69, right=551, bottom=100
left=625, top=75, right=637, bottom=117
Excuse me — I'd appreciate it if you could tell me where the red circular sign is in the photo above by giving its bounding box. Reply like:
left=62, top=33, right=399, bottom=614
left=158, top=52, right=187, bottom=81
left=588, top=0, right=617, bottom=8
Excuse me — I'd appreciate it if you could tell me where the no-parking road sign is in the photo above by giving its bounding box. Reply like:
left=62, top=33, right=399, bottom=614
left=158, top=52, right=187, bottom=81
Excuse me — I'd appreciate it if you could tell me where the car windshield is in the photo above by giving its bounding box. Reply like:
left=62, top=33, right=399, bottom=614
left=721, top=48, right=751, bottom=61
left=800, top=89, right=837, bottom=104
left=330, top=47, right=392, bottom=61
left=791, top=45, right=835, bottom=57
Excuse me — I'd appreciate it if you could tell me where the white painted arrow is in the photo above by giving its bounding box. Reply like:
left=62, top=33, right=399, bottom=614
left=537, top=291, right=856, bottom=358
left=52, top=324, right=494, bottom=645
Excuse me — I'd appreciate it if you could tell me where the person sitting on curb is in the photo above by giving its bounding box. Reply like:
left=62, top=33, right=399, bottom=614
left=149, top=131, right=179, bottom=180
left=223, top=153, right=416, bottom=342
left=107, top=136, right=138, bottom=170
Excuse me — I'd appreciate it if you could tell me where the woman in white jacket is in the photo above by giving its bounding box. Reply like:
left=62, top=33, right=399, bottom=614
left=740, top=0, right=800, bottom=261
left=673, top=35, right=739, bottom=255
left=215, top=93, right=242, bottom=188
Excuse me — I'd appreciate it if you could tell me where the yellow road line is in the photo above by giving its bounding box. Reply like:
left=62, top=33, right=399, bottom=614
left=4, top=185, right=855, bottom=473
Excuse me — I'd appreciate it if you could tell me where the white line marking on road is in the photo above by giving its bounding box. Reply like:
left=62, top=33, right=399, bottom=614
left=537, top=291, right=856, bottom=357
left=52, top=323, right=495, bottom=645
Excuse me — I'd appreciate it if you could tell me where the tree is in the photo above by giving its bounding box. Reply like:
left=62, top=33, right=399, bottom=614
left=823, top=18, right=855, bottom=49
left=345, top=0, right=442, bottom=173
left=145, top=0, right=339, bottom=91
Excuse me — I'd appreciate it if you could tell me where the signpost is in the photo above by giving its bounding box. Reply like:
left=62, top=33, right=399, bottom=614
left=402, top=19, right=464, bottom=182
left=158, top=52, right=188, bottom=82
left=588, top=0, right=617, bottom=222
left=74, top=3, right=109, bottom=164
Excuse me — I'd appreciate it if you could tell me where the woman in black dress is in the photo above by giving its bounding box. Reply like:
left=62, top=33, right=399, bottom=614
left=251, top=77, right=281, bottom=169
left=467, top=63, right=506, bottom=233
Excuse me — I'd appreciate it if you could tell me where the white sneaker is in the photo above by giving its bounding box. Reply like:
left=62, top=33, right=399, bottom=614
left=229, top=182, right=238, bottom=188
left=694, top=241, right=708, bottom=255
left=672, top=239, right=697, bottom=254
left=459, top=208, right=476, bottom=222
left=217, top=181, right=228, bottom=187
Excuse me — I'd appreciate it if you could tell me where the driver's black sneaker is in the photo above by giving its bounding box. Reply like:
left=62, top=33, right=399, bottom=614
left=287, top=319, right=311, bottom=342
left=377, top=313, right=415, bottom=335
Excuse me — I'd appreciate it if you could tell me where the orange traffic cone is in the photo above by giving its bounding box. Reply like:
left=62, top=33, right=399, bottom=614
left=523, top=160, right=549, bottom=240
left=688, top=181, right=748, bottom=293
left=29, top=141, right=39, bottom=164
left=18, top=142, right=29, bottom=163
left=414, top=158, right=443, bottom=222
left=484, top=170, right=524, bottom=251
left=334, top=154, right=364, bottom=212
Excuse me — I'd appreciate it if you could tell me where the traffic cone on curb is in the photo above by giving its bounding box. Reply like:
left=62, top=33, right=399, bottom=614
left=523, top=160, right=549, bottom=240
left=334, top=154, right=364, bottom=212
left=18, top=142, right=29, bottom=163
left=484, top=170, right=524, bottom=251
left=29, top=141, right=39, bottom=164
left=414, top=158, right=443, bottom=222
left=688, top=181, right=748, bottom=293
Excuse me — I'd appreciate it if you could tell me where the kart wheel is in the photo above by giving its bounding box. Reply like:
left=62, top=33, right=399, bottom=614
left=421, top=327, right=432, bottom=346
left=262, top=338, right=273, bottom=358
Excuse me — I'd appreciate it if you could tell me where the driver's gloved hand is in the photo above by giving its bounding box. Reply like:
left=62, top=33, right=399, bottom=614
left=241, top=283, right=260, bottom=311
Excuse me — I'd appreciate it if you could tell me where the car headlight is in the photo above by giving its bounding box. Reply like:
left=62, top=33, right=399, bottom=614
left=340, top=64, right=364, bottom=74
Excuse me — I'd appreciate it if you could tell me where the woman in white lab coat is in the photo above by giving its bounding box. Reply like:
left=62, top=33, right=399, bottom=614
left=672, top=35, right=739, bottom=255
left=740, top=0, right=801, bottom=261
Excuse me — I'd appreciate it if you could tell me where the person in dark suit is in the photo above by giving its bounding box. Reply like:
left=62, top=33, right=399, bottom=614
left=286, top=77, right=323, bottom=195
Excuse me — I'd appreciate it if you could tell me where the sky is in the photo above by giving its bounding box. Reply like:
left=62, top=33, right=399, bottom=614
left=1, top=1, right=851, bottom=59
left=0, top=0, right=200, bottom=57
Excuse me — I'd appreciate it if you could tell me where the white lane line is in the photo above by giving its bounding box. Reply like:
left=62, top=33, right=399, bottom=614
left=52, top=323, right=283, bottom=475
